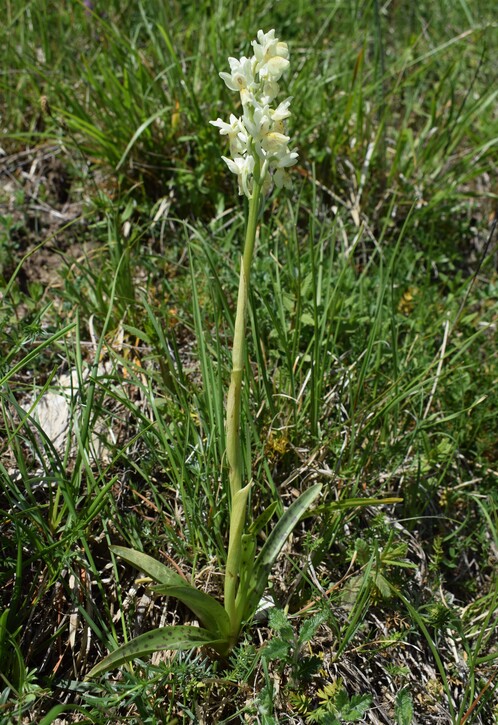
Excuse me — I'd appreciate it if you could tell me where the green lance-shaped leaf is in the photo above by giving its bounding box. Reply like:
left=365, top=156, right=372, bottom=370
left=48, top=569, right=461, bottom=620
left=224, top=481, right=252, bottom=625
left=0, top=609, right=10, bottom=665
left=111, top=546, right=230, bottom=638
left=238, top=533, right=256, bottom=595
left=110, top=546, right=187, bottom=587
left=152, top=585, right=230, bottom=639
left=85, top=626, right=224, bottom=679
left=240, top=483, right=322, bottom=620
left=247, top=501, right=279, bottom=536
left=237, top=502, right=279, bottom=596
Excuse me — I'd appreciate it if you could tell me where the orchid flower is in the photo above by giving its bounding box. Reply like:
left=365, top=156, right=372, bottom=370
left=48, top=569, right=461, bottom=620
left=211, top=29, right=298, bottom=196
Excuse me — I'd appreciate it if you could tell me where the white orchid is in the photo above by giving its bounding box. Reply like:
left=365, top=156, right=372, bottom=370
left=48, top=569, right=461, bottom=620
left=271, top=98, right=292, bottom=121
left=219, top=56, right=255, bottom=93
left=211, top=29, right=297, bottom=197
left=210, top=113, right=248, bottom=156
left=242, top=102, right=272, bottom=141
left=252, top=29, right=290, bottom=81
left=221, top=154, right=255, bottom=197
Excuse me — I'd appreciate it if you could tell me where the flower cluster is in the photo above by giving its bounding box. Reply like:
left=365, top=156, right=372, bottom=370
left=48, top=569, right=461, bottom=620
left=211, top=29, right=298, bottom=198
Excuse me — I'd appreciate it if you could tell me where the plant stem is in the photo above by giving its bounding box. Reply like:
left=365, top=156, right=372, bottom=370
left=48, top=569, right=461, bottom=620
left=224, top=179, right=262, bottom=644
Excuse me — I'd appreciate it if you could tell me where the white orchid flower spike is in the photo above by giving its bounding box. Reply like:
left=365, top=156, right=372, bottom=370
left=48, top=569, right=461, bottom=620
left=211, top=29, right=298, bottom=197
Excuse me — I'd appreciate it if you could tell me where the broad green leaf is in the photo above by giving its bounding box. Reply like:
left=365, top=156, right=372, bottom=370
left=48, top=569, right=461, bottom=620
left=237, top=533, right=256, bottom=596
left=243, top=484, right=322, bottom=620
left=262, top=637, right=291, bottom=661
left=394, top=687, right=413, bottom=725
left=0, top=608, right=8, bottom=639
left=0, top=609, right=9, bottom=662
left=153, top=585, right=230, bottom=638
left=374, top=573, right=392, bottom=599
left=111, top=547, right=230, bottom=637
left=268, top=607, right=293, bottom=638
left=225, top=482, right=252, bottom=620
left=240, top=533, right=256, bottom=568
left=340, top=692, right=372, bottom=720
left=298, top=610, right=328, bottom=647
left=231, top=483, right=251, bottom=533
left=247, top=501, right=279, bottom=535
left=110, top=546, right=186, bottom=587
left=86, top=625, right=224, bottom=678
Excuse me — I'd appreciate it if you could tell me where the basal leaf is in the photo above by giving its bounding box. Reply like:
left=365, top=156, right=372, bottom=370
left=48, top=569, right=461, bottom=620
left=247, top=501, right=278, bottom=535
left=238, top=533, right=256, bottom=590
left=110, top=546, right=186, bottom=587
left=86, top=626, right=224, bottom=678
left=111, top=547, right=230, bottom=638
left=154, top=585, right=230, bottom=638
left=243, top=483, right=322, bottom=620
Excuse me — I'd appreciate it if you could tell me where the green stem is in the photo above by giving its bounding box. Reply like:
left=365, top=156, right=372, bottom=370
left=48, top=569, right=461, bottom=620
left=224, top=179, right=262, bottom=644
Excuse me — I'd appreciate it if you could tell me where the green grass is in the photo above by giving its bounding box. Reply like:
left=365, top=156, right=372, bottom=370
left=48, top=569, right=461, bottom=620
left=1, top=0, right=497, bottom=722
